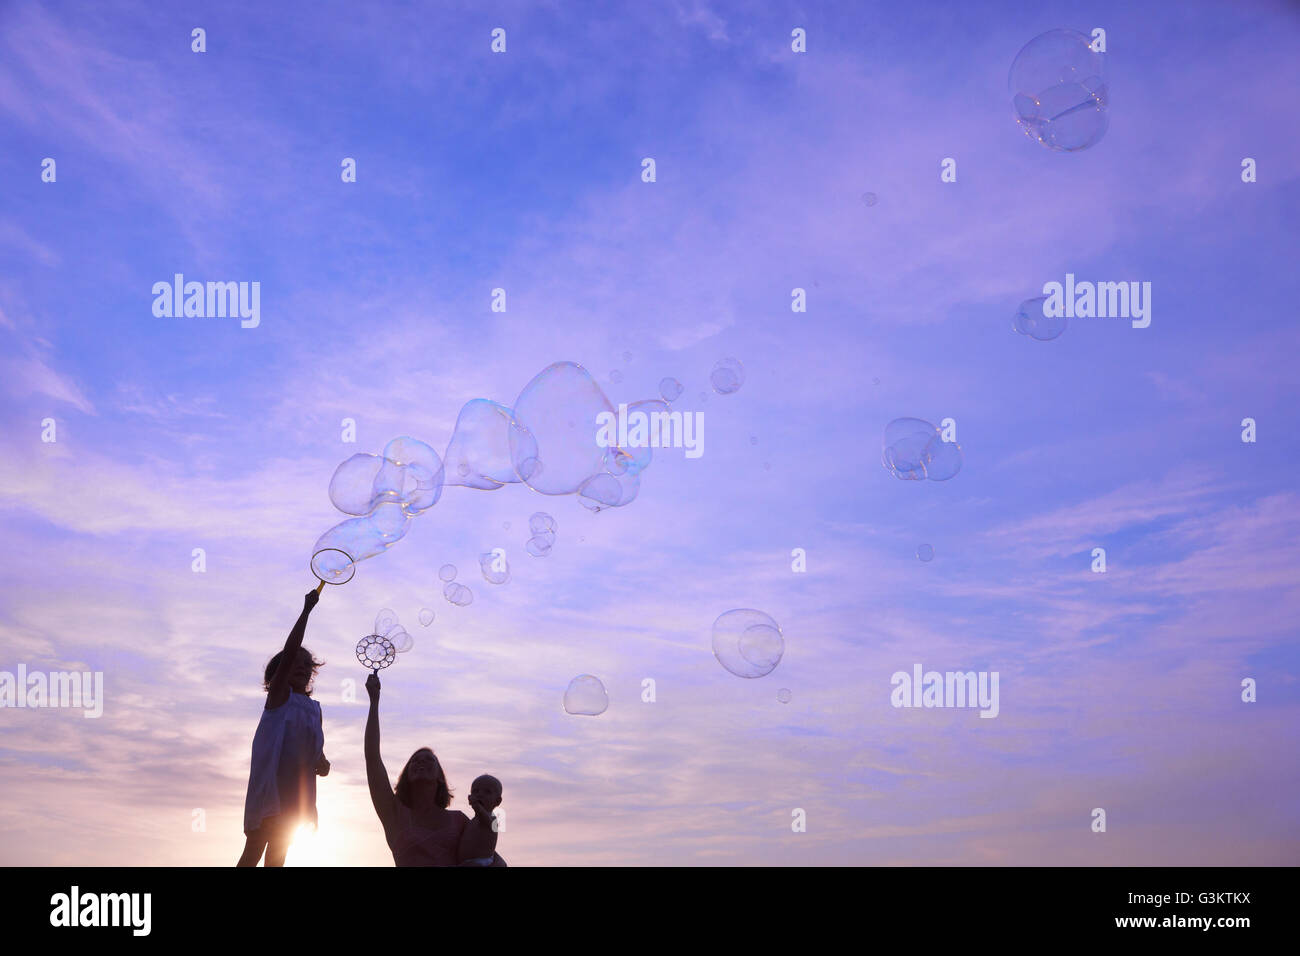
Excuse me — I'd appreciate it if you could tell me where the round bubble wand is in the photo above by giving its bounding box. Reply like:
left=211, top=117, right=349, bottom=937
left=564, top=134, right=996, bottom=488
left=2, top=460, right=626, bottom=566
left=356, top=633, right=397, bottom=676
left=310, top=547, right=357, bottom=595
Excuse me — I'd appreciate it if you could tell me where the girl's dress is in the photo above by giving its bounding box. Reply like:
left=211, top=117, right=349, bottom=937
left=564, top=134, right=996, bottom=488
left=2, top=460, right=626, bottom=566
left=388, top=804, right=469, bottom=866
left=243, top=691, right=324, bottom=835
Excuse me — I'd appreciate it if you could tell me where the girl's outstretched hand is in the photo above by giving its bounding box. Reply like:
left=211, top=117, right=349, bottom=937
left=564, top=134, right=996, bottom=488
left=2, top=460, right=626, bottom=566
left=365, top=672, right=381, bottom=702
left=316, top=755, right=331, bottom=777
left=303, top=589, right=320, bottom=613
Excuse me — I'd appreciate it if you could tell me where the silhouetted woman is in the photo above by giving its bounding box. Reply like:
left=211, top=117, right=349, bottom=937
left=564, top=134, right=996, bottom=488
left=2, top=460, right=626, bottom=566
left=364, top=673, right=502, bottom=865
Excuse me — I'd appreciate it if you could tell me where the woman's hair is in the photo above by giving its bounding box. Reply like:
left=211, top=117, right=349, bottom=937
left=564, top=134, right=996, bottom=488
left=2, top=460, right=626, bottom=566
left=394, top=748, right=453, bottom=809
left=262, top=647, right=325, bottom=694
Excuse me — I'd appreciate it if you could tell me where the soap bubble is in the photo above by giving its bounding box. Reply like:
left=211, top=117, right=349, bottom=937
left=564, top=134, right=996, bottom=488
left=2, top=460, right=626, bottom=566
left=388, top=626, right=414, bottom=653
left=622, top=350, right=632, bottom=362
left=659, top=377, right=683, bottom=402
left=329, top=453, right=388, bottom=516
left=479, top=550, right=511, bottom=585
left=438, top=564, right=457, bottom=582
left=529, top=512, right=557, bottom=534
left=503, top=521, right=511, bottom=530
left=563, top=675, right=608, bottom=716
left=418, top=608, right=435, bottom=626
left=750, top=435, right=758, bottom=445
left=374, top=608, right=399, bottom=636
left=861, top=191, right=879, bottom=206
left=777, top=688, right=792, bottom=704
left=312, top=502, right=412, bottom=578
left=882, top=418, right=963, bottom=482
left=443, top=582, right=473, bottom=606
left=509, top=362, right=614, bottom=496
left=578, top=469, right=639, bottom=512
left=610, top=369, right=623, bottom=384
left=525, top=535, right=553, bottom=557
left=712, top=609, right=785, bottom=679
left=443, top=399, right=519, bottom=490
left=1013, top=295, right=1065, bottom=341
left=381, top=436, right=444, bottom=516
left=1009, top=29, right=1108, bottom=152
left=710, top=358, right=745, bottom=395
left=917, top=544, right=935, bottom=562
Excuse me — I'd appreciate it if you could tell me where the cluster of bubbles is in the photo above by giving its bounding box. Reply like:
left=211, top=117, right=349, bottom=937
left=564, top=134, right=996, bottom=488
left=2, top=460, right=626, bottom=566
left=563, top=674, right=609, bottom=716
left=436, top=564, right=473, bottom=607
left=1009, top=28, right=1108, bottom=152
left=371, top=608, right=415, bottom=655
left=1012, top=295, right=1066, bottom=341
left=712, top=609, right=785, bottom=679
left=881, top=418, right=963, bottom=482
left=313, top=361, right=702, bottom=581
left=525, top=512, right=557, bottom=556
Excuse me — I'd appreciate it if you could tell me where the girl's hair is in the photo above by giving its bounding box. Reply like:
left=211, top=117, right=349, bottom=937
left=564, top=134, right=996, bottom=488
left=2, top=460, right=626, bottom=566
left=262, top=647, right=325, bottom=695
left=394, top=748, right=453, bottom=809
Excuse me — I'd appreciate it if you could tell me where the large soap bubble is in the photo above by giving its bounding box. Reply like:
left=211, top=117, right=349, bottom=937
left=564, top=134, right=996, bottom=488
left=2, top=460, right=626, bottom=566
left=312, top=502, right=413, bottom=579
left=1009, top=28, right=1107, bottom=152
left=329, top=453, right=388, bottom=516
left=563, top=675, right=609, bottom=716
left=381, top=436, right=445, bottom=516
left=712, top=609, right=785, bottom=678
left=659, top=377, right=683, bottom=402
left=509, top=362, right=614, bottom=495
left=443, top=399, right=519, bottom=490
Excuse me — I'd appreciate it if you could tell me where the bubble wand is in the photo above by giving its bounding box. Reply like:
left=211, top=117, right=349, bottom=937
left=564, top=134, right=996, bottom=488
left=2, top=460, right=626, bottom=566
left=310, top=547, right=356, bottom=595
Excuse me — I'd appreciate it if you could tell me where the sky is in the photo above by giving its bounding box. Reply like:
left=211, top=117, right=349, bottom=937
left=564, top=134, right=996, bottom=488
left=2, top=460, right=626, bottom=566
left=1, top=0, right=1298, bottom=866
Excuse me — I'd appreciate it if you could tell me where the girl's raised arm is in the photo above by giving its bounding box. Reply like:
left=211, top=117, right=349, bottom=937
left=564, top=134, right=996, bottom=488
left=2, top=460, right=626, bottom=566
left=266, top=590, right=319, bottom=709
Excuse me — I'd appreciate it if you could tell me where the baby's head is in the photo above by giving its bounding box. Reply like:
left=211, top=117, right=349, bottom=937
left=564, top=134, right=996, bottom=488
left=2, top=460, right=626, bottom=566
left=470, top=774, right=503, bottom=810
left=263, top=646, right=324, bottom=695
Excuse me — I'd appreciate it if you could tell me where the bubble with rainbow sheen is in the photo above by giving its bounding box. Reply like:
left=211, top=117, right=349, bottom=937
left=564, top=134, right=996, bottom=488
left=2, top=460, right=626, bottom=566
left=712, top=608, right=785, bottom=679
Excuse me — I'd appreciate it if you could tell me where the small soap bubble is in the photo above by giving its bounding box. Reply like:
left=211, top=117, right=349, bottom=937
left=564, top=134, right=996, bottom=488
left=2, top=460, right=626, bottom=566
left=659, top=377, right=683, bottom=402
left=882, top=418, right=963, bottom=482
left=1014, top=295, right=1065, bottom=341
left=563, top=674, right=609, bottom=716
left=374, top=608, right=399, bottom=637
left=479, top=550, right=511, bottom=585
left=777, top=688, right=792, bottom=704
left=750, top=435, right=758, bottom=445
left=710, top=358, right=745, bottom=395
left=917, top=544, right=935, bottom=562
left=438, top=563, right=457, bottom=583
left=529, top=512, right=557, bottom=534
left=621, top=350, right=632, bottom=363
left=861, top=191, right=879, bottom=206
left=610, top=369, right=623, bottom=384
left=443, top=581, right=474, bottom=606
left=418, top=608, right=435, bottom=626
left=525, top=534, right=553, bottom=557
left=763, top=462, right=771, bottom=471
left=503, top=521, right=511, bottom=530
left=712, top=609, right=785, bottom=679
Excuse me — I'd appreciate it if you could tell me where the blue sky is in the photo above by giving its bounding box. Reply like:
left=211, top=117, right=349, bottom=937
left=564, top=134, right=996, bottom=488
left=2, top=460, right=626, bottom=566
left=1, top=0, right=1298, bottom=865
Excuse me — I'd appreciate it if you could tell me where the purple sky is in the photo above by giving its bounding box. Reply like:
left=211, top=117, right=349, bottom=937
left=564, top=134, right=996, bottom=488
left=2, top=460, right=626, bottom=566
left=1, top=0, right=1298, bottom=865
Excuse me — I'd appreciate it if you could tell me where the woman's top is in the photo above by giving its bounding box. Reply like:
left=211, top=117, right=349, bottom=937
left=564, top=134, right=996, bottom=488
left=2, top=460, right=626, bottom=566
left=388, top=803, right=470, bottom=866
left=243, top=691, right=324, bottom=834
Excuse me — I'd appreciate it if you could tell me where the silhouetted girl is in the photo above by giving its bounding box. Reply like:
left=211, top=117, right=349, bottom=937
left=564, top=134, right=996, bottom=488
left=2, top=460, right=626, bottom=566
left=237, top=590, right=330, bottom=866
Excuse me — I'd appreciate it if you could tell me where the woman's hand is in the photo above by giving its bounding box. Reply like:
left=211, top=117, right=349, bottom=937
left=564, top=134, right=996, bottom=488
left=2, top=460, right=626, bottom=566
left=365, top=672, right=381, bottom=702
left=303, top=589, right=320, bottom=614
left=316, top=755, right=331, bottom=777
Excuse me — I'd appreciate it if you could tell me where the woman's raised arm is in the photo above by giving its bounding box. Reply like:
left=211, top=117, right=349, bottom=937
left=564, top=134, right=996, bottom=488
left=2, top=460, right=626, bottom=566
left=364, top=674, right=397, bottom=834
